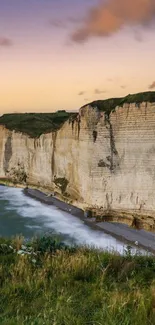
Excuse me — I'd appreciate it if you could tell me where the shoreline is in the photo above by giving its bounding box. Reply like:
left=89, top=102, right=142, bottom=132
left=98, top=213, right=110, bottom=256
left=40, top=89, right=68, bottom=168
left=1, top=182, right=155, bottom=253
left=23, top=188, right=155, bottom=254
left=23, top=188, right=84, bottom=218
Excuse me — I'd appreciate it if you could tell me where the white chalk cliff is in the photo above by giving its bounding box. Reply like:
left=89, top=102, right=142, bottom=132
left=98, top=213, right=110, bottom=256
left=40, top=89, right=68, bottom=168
left=1, top=94, right=155, bottom=229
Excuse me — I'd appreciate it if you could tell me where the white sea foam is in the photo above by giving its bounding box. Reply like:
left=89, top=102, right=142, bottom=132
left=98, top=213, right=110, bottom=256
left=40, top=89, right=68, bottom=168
left=0, top=185, right=142, bottom=254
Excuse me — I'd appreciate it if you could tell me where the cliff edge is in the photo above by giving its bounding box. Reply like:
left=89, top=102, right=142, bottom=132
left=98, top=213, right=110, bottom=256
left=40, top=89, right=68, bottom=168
left=1, top=91, right=155, bottom=230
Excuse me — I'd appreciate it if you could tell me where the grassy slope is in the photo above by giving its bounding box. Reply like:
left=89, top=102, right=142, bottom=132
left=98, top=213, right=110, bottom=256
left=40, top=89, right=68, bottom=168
left=0, top=111, right=77, bottom=138
left=0, top=236, right=155, bottom=325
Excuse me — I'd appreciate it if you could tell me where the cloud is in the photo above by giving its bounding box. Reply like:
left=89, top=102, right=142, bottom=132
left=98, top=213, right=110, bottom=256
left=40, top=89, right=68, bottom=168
left=49, top=16, right=83, bottom=29
left=133, top=29, right=143, bottom=42
left=94, top=88, right=107, bottom=94
left=148, top=81, right=155, bottom=89
left=68, top=17, right=83, bottom=24
left=49, top=19, right=67, bottom=28
left=71, top=0, right=155, bottom=43
left=78, top=91, right=85, bottom=96
left=0, top=37, right=13, bottom=47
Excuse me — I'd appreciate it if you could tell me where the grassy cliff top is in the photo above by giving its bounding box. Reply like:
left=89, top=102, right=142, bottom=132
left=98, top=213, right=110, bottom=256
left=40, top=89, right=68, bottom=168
left=0, top=111, right=77, bottom=138
left=84, top=91, right=155, bottom=116
left=1, top=236, right=155, bottom=325
left=1, top=91, right=155, bottom=137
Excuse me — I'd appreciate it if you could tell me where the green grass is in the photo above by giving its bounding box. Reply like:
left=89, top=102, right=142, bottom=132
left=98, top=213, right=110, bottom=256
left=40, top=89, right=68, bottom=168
left=85, top=91, right=155, bottom=116
left=0, top=111, right=77, bottom=138
left=1, top=91, right=155, bottom=138
left=0, top=236, right=155, bottom=324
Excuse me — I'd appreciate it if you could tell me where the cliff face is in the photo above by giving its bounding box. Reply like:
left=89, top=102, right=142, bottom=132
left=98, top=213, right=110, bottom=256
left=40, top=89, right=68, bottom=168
left=1, top=96, right=155, bottom=229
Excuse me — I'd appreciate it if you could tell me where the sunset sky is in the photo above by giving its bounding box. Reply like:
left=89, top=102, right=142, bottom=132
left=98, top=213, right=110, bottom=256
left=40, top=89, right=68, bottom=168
left=0, top=0, right=155, bottom=113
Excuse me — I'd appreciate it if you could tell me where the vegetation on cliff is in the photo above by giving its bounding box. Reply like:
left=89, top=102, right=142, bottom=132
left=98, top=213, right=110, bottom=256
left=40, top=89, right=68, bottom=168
left=1, top=92, right=155, bottom=137
left=0, top=111, right=77, bottom=137
left=1, top=235, right=155, bottom=325
left=85, top=91, right=155, bottom=116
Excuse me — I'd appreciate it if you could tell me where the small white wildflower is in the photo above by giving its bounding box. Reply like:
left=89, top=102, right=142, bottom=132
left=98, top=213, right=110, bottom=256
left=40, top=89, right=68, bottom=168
left=21, top=245, right=27, bottom=250
left=1, top=244, right=8, bottom=248
left=32, top=259, right=37, bottom=264
left=17, top=250, right=25, bottom=255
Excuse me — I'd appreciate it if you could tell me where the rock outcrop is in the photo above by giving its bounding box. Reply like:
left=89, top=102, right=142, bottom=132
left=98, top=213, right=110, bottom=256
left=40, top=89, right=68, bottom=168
left=1, top=91, right=155, bottom=230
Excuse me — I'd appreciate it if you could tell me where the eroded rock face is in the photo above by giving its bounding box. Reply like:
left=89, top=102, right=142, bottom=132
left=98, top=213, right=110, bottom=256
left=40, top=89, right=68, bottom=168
left=1, top=101, right=155, bottom=229
left=3, top=133, right=12, bottom=173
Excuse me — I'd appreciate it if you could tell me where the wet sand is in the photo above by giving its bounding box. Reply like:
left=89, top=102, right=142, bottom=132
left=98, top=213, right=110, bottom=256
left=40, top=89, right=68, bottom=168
left=23, top=188, right=155, bottom=253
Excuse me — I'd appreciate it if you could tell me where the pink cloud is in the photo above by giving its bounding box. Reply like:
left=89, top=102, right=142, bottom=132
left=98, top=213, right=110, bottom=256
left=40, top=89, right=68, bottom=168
left=0, top=37, right=13, bottom=47
left=71, top=0, right=155, bottom=43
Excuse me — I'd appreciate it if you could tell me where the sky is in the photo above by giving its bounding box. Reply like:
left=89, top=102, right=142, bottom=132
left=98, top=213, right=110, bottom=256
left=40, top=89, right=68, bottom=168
left=0, top=0, right=155, bottom=113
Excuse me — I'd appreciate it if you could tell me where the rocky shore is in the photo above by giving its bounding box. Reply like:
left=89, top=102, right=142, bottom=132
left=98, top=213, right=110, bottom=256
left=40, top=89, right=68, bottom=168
left=23, top=188, right=84, bottom=218
left=23, top=188, right=155, bottom=254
